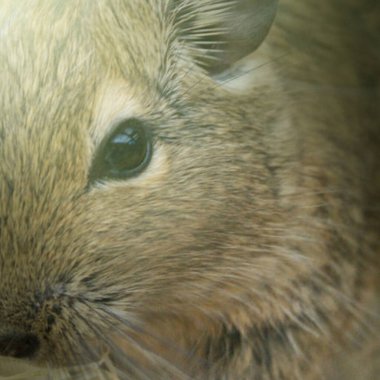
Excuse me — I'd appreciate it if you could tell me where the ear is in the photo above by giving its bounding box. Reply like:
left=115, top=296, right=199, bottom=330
left=172, top=0, right=278, bottom=74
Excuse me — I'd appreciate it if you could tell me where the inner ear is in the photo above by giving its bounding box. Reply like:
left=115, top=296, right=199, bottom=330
left=173, top=0, right=278, bottom=75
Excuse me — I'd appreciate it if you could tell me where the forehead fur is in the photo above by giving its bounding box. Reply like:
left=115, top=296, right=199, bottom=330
left=0, top=0, right=239, bottom=125
left=0, top=0, right=176, bottom=103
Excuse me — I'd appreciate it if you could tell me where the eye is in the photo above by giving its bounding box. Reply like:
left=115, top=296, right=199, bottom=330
left=89, top=118, right=152, bottom=182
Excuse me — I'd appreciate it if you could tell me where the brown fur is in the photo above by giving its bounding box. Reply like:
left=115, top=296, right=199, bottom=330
left=0, top=1, right=379, bottom=379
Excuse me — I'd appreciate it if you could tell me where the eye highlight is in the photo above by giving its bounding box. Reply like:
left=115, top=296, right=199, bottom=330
left=89, top=118, right=152, bottom=182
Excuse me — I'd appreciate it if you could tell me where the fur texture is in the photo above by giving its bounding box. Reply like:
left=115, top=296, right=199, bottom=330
left=0, top=0, right=379, bottom=379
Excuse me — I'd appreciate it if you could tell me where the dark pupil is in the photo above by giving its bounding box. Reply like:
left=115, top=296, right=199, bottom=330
left=105, top=125, right=147, bottom=174
left=88, top=118, right=152, bottom=182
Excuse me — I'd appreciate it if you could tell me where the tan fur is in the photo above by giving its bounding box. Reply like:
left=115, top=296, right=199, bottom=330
left=0, top=1, right=379, bottom=379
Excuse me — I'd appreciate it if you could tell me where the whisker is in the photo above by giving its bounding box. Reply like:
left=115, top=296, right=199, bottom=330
left=70, top=301, right=192, bottom=380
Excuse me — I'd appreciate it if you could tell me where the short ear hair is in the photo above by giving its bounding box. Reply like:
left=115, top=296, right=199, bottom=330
left=172, top=0, right=278, bottom=74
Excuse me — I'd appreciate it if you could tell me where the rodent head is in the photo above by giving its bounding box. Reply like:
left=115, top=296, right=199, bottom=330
left=0, top=0, right=309, bottom=377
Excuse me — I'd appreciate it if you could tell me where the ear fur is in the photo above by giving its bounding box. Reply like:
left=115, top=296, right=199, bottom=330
left=172, top=0, right=278, bottom=74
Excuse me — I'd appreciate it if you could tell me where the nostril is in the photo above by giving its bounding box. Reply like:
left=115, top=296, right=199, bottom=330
left=0, top=333, right=40, bottom=359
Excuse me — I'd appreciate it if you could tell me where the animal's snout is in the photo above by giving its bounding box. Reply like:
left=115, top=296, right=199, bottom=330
left=0, top=332, right=40, bottom=359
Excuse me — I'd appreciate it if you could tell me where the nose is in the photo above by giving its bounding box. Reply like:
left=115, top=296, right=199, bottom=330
left=0, top=333, right=40, bottom=359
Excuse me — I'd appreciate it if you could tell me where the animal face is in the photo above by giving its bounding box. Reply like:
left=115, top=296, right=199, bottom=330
left=0, top=1, right=379, bottom=379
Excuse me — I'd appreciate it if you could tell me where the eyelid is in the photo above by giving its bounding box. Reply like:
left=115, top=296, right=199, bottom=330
left=88, top=142, right=168, bottom=192
left=90, top=82, right=141, bottom=147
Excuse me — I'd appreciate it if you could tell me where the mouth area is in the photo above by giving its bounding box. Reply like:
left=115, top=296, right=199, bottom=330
left=0, top=333, right=40, bottom=359
left=0, top=355, right=46, bottom=378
